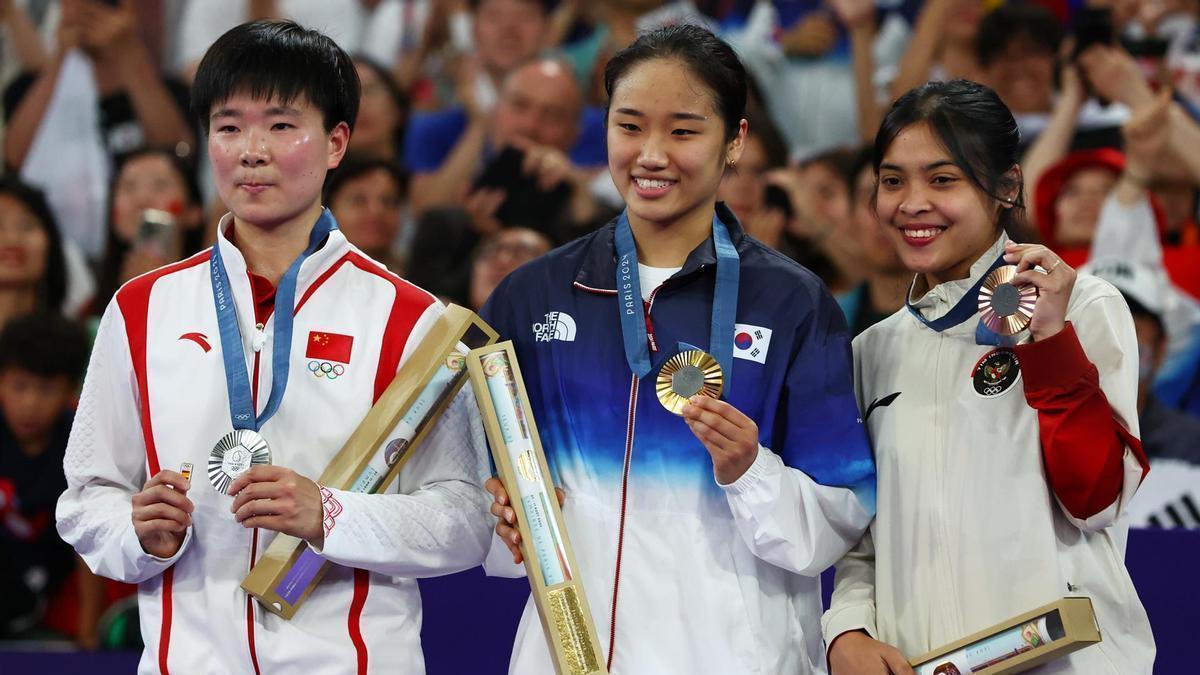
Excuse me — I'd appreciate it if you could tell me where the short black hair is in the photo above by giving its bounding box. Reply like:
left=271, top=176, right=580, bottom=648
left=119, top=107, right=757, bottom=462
left=605, top=24, right=748, bottom=143
left=977, top=4, right=1063, bottom=68
left=875, top=80, right=1025, bottom=233
left=323, top=154, right=408, bottom=204
left=0, top=177, right=67, bottom=311
left=190, top=20, right=360, bottom=134
left=0, top=311, right=90, bottom=382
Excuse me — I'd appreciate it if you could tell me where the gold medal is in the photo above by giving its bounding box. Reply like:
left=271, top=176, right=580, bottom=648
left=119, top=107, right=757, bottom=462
left=656, top=350, right=723, bottom=415
left=978, top=265, right=1038, bottom=336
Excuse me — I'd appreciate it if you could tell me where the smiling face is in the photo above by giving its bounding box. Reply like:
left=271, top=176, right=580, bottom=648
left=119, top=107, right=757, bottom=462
left=208, top=93, right=349, bottom=232
left=607, top=58, right=744, bottom=232
left=876, top=122, right=1010, bottom=286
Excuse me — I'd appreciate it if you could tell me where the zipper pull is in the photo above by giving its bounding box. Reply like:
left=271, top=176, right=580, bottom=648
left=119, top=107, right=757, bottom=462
left=252, top=322, right=267, bottom=353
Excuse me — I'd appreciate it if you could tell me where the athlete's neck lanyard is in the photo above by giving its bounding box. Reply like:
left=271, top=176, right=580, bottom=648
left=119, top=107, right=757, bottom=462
left=209, top=210, right=336, bottom=431
left=613, top=210, right=740, bottom=388
left=904, top=254, right=1018, bottom=346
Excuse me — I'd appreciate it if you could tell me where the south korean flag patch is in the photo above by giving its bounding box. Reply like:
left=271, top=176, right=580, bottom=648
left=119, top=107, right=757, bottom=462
left=733, top=324, right=772, bottom=364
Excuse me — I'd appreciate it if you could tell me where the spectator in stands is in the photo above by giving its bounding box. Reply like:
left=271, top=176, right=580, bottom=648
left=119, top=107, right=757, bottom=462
left=837, top=148, right=909, bottom=336
left=467, top=226, right=551, bottom=310
left=0, top=178, right=67, bottom=332
left=557, top=0, right=668, bottom=106
left=348, top=56, right=408, bottom=165
left=1025, top=51, right=1200, bottom=293
left=175, top=0, right=407, bottom=84
left=92, top=147, right=206, bottom=317
left=407, top=57, right=603, bottom=226
left=1087, top=258, right=1200, bottom=464
left=716, top=108, right=788, bottom=248
left=887, top=0, right=984, bottom=101
left=3, top=0, right=194, bottom=170
left=324, top=155, right=408, bottom=274
left=765, top=147, right=864, bottom=296
left=726, top=0, right=900, bottom=158
left=0, top=311, right=90, bottom=641
left=0, top=0, right=49, bottom=88
left=976, top=3, right=1062, bottom=119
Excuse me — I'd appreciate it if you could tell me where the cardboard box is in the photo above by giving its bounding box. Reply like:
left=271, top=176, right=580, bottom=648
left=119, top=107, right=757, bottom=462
left=241, top=305, right=497, bottom=619
left=910, top=597, right=1102, bottom=675
left=467, top=342, right=607, bottom=675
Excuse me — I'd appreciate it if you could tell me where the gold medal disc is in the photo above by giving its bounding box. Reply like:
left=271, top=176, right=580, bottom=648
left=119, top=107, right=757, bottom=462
left=656, top=350, right=724, bottom=415
left=978, top=265, right=1038, bottom=336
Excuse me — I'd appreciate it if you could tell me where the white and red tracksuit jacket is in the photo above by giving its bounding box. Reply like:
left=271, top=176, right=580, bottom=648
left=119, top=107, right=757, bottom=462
left=822, top=235, right=1156, bottom=673
left=56, top=213, right=492, bottom=674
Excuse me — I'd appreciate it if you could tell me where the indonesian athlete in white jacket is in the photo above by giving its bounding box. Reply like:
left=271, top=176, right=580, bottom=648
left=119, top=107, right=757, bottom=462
left=823, top=235, right=1156, bottom=673
left=56, top=213, right=492, bottom=674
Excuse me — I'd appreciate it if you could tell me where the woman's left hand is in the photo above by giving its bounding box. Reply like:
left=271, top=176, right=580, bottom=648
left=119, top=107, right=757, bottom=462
left=1004, top=241, right=1077, bottom=342
left=682, top=395, right=759, bottom=485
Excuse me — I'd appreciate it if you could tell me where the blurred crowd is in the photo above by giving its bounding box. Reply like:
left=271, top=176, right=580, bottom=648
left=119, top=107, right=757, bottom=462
left=2, top=0, right=1200, bottom=652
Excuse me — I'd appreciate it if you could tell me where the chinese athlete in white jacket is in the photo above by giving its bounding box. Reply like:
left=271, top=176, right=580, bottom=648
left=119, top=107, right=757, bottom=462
left=825, top=237, right=1155, bottom=673
left=56, top=215, right=492, bottom=674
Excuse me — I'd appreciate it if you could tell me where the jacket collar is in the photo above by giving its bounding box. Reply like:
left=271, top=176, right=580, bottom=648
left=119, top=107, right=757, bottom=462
left=214, top=209, right=350, bottom=327
left=907, top=233, right=1008, bottom=322
left=574, top=202, right=748, bottom=292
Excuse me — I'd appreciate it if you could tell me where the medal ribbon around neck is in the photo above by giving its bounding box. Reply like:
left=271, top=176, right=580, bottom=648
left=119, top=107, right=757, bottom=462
left=613, top=210, right=740, bottom=389
left=209, top=209, right=337, bottom=431
left=905, top=253, right=1021, bottom=346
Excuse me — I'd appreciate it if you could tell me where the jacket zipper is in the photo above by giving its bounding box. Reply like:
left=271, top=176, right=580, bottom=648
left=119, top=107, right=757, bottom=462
left=607, top=285, right=661, bottom=670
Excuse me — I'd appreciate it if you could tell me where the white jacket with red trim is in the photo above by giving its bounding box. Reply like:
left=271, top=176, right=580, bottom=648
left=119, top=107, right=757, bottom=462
left=822, top=236, right=1155, bottom=673
left=56, top=214, right=492, bottom=674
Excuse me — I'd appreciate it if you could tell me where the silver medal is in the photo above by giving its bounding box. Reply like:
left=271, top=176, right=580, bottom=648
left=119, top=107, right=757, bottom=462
left=209, top=429, right=271, bottom=494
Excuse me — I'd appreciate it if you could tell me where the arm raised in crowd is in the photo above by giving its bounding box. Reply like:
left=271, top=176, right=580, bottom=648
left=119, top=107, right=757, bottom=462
left=3, top=20, right=77, bottom=169
left=4, top=0, right=192, bottom=169
left=409, top=56, right=491, bottom=215
left=830, top=0, right=881, bottom=143
left=888, top=0, right=955, bottom=101
left=85, top=1, right=192, bottom=154
left=0, top=0, right=48, bottom=72
left=1021, top=56, right=1085, bottom=231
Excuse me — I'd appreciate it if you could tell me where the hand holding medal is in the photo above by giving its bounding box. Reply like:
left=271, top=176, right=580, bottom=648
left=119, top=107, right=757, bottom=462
left=1001, top=241, right=1077, bottom=341
left=682, top=393, right=760, bottom=485
left=228, top=466, right=325, bottom=546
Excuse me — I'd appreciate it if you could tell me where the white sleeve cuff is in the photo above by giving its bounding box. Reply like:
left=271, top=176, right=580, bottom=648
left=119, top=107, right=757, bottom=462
left=119, top=521, right=192, bottom=576
left=717, top=445, right=779, bottom=493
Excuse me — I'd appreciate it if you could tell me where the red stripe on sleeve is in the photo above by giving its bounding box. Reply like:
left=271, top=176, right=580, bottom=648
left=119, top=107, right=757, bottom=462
left=1015, top=322, right=1150, bottom=520
left=115, top=250, right=211, bottom=675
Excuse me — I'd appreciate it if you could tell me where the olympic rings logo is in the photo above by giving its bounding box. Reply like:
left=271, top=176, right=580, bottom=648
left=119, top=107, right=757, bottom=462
left=308, top=360, right=346, bottom=379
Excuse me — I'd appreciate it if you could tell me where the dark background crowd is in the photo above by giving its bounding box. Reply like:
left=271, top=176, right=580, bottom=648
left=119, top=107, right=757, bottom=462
left=1, top=0, right=1199, bottom=656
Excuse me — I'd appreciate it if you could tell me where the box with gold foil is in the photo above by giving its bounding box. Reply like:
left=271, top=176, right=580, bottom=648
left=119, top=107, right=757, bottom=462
left=241, top=305, right=497, bottom=619
left=467, top=341, right=607, bottom=675
left=910, top=597, right=1102, bottom=674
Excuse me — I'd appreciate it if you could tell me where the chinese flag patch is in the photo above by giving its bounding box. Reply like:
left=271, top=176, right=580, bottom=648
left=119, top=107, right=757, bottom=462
left=307, top=331, right=353, bottom=363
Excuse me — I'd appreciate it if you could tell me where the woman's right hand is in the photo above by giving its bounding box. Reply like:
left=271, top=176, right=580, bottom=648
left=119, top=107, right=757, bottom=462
left=829, top=630, right=915, bottom=675
left=132, top=470, right=193, bottom=559
left=484, top=477, right=565, bottom=565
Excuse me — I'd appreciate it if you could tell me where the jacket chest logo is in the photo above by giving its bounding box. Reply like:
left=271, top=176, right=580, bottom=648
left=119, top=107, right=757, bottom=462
left=971, top=349, right=1021, bottom=398
left=307, top=331, right=353, bottom=379
left=533, top=311, right=576, bottom=343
